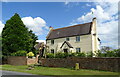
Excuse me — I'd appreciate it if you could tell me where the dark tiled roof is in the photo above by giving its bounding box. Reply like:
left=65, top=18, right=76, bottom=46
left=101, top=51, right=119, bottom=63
left=47, top=22, right=92, bottom=40
left=60, top=41, right=73, bottom=48
left=34, top=42, right=44, bottom=50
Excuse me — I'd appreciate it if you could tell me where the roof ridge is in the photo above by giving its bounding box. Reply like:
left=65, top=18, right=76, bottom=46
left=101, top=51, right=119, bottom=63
left=53, top=22, right=92, bottom=31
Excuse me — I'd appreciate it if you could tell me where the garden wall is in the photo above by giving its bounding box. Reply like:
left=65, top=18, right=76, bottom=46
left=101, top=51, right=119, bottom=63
left=40, top=57, right=120, bottom=72
left=7, top=56, right=38, bottom=65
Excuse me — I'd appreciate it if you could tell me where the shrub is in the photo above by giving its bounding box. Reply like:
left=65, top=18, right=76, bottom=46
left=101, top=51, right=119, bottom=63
left=97, top=52, right=107, bottom=57
left=68, top=52, right=77, bottom=57
left=96, top=50, right=106, bottom=57
left=106, top=51, right=116, bottom=57
left=114, top=49, right=120, bottom=57
left=46, top=53, right=54, bottom=58
left=86, top=51, right=93, bottom=57
left=11, top=50, right=27, bottom=56
left=95, top=50, right=120, bottom=57
left=55, top=52, right=67, bottom=58
left=27, top=52, right=34, bottom=58
left=76, top=52, right=86, bottom=57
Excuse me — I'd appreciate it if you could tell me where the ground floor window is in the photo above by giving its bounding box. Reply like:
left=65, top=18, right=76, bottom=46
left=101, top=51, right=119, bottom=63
left=64, top=49, right=68, bottom=53
left=51, top=49, right=54, bottom=53
left=76, top=48, right=81, bottom=53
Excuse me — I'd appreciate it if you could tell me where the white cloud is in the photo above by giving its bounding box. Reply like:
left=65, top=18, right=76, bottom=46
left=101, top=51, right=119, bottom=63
left=86, top=4, right=91, bottom=7
left=36, top=40, right=46, bottom=44
left=64, top=1, right=69, bottom=5
left=22, top=17, right=49, bottom=35
left=76, top=5, right=110, bottom=23
left=71, top=2, right=118, bottom=49
left=0, top=21, right=4, bottom=35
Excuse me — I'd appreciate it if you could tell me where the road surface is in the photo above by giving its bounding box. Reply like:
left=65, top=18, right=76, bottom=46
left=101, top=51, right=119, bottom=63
left=0, top=70, right=52, bottom=77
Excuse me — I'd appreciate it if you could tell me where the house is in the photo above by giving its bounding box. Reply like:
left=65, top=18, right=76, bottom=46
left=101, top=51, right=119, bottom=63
left=46, top=18, right=100, bottom=54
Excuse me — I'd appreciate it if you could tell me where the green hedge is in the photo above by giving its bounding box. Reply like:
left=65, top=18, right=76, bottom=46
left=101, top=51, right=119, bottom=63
left=45, top=49, right=120, bottom=58
left=46, top=53, right=54, bottom=58
left=46, top=52, right=87, bottom=58
left=96, top=49, right=120, bottom=57
left=10, top=50, right=27, bottom=56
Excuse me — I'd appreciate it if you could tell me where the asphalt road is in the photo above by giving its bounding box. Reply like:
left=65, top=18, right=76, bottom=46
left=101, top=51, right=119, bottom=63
left=0, top=70, right=52, bottom=77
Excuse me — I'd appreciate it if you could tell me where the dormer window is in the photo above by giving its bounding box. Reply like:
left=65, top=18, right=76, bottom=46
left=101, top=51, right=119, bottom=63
left=66, top=37, right=69, bottom=41
left=76, top=36, right=80, bottom=42
left=51, top=40, right=54, bottom=44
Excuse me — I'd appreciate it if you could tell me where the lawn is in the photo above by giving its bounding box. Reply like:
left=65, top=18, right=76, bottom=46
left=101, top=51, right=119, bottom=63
left=0, top=64, right=119, bottom=76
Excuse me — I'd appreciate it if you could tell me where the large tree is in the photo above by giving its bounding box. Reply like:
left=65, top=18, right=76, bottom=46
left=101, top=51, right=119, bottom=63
left=2, top=13, right=38, bottom=56
left=28, top=30, right=38, bottom=55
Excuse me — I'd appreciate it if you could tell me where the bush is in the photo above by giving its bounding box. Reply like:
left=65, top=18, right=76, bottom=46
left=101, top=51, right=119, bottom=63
left=106, top=51, right=116, bottom=57
left=68, top=52, right=77, bottom=57
left=114, top=49, right=120, bottom=57
left=76, top=52, right=86, bottom=57
left=96, top=50, right=106, bottom=57
left=46, top=53, right=54, bottom=58
left=27, top=52, right=34, bottom=58
left=55, top=52, right=68, bottom=58
left=97, top=52, right=107, bottom=57
left=11, top=50, right=27, bottom=56
left=86, top=51, right=93, bottom=57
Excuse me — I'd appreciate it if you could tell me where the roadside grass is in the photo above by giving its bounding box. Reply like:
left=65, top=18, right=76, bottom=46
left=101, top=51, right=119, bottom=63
left=0, top=64, right=119, bottom=75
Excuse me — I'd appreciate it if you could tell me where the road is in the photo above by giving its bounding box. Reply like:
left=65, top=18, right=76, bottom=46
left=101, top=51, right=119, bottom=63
left=0, top=70, right=52, bottom=77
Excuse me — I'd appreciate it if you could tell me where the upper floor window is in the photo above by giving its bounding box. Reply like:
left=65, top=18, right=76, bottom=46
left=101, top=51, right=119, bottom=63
left=76, top=48, right=81, bottom=53
left=51, top=49, right=54, bottom=53
left=51, top=40, right=54, bottom=44
left=46, top=40, right=49, bottom=44
left=76, top=36, right=80, bottom=42
left=66, top=37, right=69, bottom=41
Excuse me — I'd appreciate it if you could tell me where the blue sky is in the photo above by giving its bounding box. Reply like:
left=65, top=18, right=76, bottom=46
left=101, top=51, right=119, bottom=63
left=0, top=2, right=119, bottom=49
left=2, top=2, right=95, bottom=26
left=2, top=2, right=95, bottom=39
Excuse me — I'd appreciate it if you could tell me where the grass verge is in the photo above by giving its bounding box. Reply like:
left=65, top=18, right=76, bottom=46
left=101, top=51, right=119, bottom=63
left=0, top=64, right=119, bottom=75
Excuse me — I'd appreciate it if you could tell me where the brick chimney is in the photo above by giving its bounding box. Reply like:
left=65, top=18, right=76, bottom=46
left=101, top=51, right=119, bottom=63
left=92, top=17, right=97, bottom=35
left=91, top=17, right=99, bottom=55
left=49, top=26, right=53, bottom=31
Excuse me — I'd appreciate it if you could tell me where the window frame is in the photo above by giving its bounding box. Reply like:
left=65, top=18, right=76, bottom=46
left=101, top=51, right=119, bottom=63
left=51, top=39, right=54, bottom=44
left=76, top=36, right=80, bottom=42
left=51, top=49, right=54, bottom=53
left=66, top=37, right=70, bottom=41
left=76, top=48, right=81, bottom=53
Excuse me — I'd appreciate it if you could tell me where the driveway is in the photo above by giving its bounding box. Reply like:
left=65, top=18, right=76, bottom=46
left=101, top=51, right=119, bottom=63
left=0, top=70, right=52, bottom=77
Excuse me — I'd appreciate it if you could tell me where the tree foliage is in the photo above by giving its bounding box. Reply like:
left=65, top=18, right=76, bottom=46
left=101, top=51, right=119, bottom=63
left=2, top=13, right=38, bottom=56
left=28, top=30, right=38, bottom=55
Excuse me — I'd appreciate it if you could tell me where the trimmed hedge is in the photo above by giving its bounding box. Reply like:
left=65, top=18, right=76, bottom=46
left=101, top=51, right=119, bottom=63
left=46, top=52, right=87, bottom=58
left=10, top=50, right=27, bottom=56
left=46, top=49, right=120, bottom=58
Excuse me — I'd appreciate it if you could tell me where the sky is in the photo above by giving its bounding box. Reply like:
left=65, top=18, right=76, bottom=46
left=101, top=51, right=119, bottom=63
left=0, top=1, right=119, bottom=49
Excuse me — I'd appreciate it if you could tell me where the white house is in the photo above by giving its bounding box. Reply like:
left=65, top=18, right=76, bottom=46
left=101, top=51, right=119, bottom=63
left=46, top=18, right=100, bottom=54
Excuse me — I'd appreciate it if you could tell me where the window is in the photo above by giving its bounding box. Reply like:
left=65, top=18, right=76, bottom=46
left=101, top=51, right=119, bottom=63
left=46, top=41, right=49, bottom=44
left=66, top=37, right=69, bottom=41
left=51, top=40, right=54, bottom=44
left=51, top=49, right=54, bottom=53
left=76, top=36, right=80, bottom=42
left=64, top=49, right=68, bottom=53
left=76, top=48, right=81, bottom=53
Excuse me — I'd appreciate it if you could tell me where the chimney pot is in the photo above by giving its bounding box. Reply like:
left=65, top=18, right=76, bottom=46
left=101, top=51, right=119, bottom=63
left=49, top=26, right=53, bottom=31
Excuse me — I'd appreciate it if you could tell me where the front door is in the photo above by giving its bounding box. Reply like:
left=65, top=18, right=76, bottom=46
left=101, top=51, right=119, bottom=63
left=64, top=49, right=68, bottom=53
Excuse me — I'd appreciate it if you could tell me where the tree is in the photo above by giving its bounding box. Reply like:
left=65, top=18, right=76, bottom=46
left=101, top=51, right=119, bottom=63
left=28, top=30, right=38, bottom=55
left=2, top=13, right=37, bottom=56
left=101, top=46, right=112, bottom=53
left=0, top=36, right=2, bottom=58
